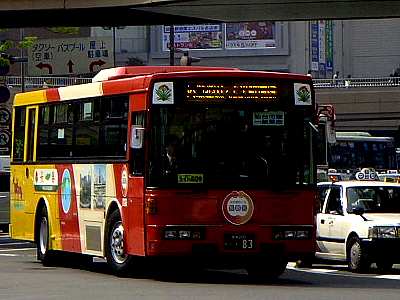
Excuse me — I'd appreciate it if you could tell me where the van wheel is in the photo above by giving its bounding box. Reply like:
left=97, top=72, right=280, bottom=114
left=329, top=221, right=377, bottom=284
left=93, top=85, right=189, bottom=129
left=36, top=206, right=54, bottom=266
left=105, top=210, right=132, bottom=276
left=347, top=237, right=370, bottom=273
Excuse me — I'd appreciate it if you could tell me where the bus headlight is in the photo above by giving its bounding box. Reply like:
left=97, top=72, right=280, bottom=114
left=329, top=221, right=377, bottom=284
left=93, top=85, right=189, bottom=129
left=368, top=226, right=399, bottom=239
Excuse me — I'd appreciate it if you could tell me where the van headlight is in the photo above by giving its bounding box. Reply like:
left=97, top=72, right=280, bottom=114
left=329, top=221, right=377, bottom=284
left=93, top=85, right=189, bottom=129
left=368, top=226, right=399, bottom=239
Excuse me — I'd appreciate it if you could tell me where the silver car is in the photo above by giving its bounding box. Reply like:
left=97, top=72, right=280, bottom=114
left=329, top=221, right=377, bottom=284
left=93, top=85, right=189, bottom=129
left=0, top=171, right=9, bottom=233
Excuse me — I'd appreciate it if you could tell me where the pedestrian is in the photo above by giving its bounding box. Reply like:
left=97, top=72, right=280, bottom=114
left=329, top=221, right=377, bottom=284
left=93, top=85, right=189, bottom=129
left=394, top=64, right=400, bottom=77
left=344, top=75, right=351, bottom=88
left=333, top=71, right=339, bottom=86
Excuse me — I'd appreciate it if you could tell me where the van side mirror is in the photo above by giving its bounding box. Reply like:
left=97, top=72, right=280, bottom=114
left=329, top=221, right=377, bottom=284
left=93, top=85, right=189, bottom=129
left=352, top=206, right=365, bottom=216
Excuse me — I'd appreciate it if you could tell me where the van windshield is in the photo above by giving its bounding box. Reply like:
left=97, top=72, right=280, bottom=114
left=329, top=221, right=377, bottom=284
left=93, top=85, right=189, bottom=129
left=347, top=186, right=400, bottom=213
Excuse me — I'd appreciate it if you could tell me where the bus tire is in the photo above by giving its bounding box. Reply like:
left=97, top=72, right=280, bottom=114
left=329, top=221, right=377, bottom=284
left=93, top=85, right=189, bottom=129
left=36, top=206, right=55, bottom=266
left=246, top=257, right=287, bottom=281
left=105, top=210, right=132, bottom=276
left=347, top=237, right=370, bottom=273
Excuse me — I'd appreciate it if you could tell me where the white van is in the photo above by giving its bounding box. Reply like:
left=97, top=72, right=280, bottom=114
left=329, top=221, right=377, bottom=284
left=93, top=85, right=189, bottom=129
left=304, top=180, right=400, bottom=273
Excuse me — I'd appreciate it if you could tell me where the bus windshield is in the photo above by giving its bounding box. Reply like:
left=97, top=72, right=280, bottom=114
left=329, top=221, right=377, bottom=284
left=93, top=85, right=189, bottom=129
left=149, top=105, right=313, bottom=189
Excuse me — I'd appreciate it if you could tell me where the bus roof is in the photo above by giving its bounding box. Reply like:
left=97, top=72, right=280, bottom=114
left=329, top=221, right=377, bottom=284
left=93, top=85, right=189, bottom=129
left=13, top=66, right=312, bottom=107
left=91, top=66, right=240, bottom=82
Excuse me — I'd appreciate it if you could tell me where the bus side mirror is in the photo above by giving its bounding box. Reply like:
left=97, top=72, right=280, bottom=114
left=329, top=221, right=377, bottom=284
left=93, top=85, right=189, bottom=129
left=131, top=126, right=144, bottom=149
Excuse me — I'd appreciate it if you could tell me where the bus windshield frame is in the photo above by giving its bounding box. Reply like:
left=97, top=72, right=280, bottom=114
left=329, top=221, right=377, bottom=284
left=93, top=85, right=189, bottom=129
left=148, top=77, right=315, bottom=189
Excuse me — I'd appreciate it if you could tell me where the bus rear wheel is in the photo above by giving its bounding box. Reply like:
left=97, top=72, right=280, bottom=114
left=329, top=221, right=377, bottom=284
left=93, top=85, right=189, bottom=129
left=36, top=206, right=54, bottom=266
left=105, top=210, right=133, bottom=276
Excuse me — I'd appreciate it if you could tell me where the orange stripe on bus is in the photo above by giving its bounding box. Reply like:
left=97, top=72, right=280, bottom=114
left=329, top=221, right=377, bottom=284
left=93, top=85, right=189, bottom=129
left=46, top=88, right=61, bottom=102
left=102, top=78, right=137, bottom=96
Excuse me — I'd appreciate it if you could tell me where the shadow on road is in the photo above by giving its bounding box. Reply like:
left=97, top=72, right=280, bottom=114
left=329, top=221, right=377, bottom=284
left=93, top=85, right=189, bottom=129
left=23, top=256, right=400, bottom=289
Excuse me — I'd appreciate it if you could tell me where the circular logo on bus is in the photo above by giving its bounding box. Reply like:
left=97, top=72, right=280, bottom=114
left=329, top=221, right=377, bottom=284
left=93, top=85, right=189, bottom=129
left=61, top=169, right=72, bottom=214
left=121, top=166, right=128, bottom=198
left=222, top=191, right=254, bottom=225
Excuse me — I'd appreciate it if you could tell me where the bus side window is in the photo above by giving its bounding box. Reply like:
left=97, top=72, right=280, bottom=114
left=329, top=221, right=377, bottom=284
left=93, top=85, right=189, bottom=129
left=130, top=112, right=145, bottom=175
left=12, top=107, right=26, bottom=162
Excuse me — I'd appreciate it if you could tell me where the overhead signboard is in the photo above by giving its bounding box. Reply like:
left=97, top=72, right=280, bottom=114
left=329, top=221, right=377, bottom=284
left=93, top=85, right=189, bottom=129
left=225, top=22, right=276, bottom=49
left=28, top=37, right=114, bottom=76
left=163, top=25, right=223, bottom=51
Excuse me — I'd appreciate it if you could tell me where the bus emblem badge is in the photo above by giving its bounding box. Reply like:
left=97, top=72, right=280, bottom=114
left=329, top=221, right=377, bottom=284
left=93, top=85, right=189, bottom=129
left=222, top=191, right=254, bottom=225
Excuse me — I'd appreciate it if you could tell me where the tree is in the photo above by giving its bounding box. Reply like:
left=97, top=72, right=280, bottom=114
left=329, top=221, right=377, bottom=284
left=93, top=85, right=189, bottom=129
left=0, top=36, right=37, bottom=70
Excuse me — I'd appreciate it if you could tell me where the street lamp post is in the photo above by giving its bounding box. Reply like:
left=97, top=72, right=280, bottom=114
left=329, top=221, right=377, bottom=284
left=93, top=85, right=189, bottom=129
left=113, top=26, right=116, bottom=67
left=102, top=26, right=125, bottom=67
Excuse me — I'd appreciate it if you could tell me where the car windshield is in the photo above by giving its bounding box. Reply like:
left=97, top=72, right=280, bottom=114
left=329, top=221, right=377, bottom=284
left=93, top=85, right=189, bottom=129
left=346, top=186, right=400, bottom=213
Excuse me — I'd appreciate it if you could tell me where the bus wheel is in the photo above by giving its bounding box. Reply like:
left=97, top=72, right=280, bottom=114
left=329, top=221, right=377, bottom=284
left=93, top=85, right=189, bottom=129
left=347, top=237, right=370, bottom=273
left=105, top=210, right=132, bottom=275
left=246, top=257, right=287, bottom=281
left=36, top=206, right=54, bottom=266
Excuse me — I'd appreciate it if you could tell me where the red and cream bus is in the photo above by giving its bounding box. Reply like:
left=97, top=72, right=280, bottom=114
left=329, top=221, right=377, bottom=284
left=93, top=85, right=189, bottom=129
left=10, top=66, right=317, bottom=278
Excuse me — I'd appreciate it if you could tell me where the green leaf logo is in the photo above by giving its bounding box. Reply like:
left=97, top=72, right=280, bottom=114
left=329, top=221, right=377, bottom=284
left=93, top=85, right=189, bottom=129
left=155, top=84, right=172, bottom=102
left=296, top=86, right=310, bottom=103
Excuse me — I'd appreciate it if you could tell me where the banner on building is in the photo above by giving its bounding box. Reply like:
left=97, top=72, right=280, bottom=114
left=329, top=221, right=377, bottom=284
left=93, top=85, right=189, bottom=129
left=162, top=25, right=223, bottom=51
left=225, top=22, right=276, bottom=49
left=325, top=20, right=334, bottom=71
left=310, top=20, right=334, bottom=76
left=318, top=20, right=326, bottom=76
left=310, top=21, right=319, bottom=71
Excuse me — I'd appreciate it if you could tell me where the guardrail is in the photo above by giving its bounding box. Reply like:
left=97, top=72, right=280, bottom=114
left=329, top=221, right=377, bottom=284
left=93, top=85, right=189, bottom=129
left=4, top=75, right=400, bottom=89
left=313, top=77, right=400, bottom=88
left=5, top=76, right=92, bottom=88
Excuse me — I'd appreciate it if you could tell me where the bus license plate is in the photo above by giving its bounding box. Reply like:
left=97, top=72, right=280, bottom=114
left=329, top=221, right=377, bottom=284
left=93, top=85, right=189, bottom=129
left=224, top=233, right=255, bottom=250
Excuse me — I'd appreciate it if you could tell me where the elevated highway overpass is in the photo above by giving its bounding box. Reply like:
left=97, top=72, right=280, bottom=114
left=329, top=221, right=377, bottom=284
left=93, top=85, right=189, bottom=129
left=3, top=75, right=400, bottom=134
left=2, top=1, right=400, bottom=27
left=316, top=83, right=400, bottom=134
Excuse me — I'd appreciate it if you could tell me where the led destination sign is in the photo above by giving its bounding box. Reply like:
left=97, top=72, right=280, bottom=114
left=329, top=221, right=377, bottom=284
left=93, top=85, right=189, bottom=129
left=185, top=82, right=278, bottom=102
